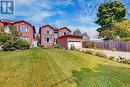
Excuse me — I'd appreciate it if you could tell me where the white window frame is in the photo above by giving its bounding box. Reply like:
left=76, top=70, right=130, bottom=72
left=20, top=25, right=28, bottom=32
left=54, top=33, right=58, bottom=38
left=4, top=26, right=10, bottom=33
left=44, top=29, right=51, bottom=34
left=44, top=38, right=51, bottom=43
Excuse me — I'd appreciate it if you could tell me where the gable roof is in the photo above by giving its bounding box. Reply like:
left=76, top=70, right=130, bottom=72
left=39, top=25, right=72, bottom=34
left=0, top=20, right=14, bottom=26
left=14, top=20, right=36, bottom=33
left=39, top=25, right=55, bottom=33
left=59, top=27, right=71, bottom=32
left=0, top=20, right=36, bottom=33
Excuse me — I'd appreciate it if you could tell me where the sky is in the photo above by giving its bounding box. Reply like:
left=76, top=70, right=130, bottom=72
left=0, top=0, right=130, bottom=38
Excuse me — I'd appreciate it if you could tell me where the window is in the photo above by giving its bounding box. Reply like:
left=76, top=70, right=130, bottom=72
left=4, top=26, right=10, bottom=33
left=20, top=36, right=28, bottom=41
left=64, top=32, right=67, bottom=35
left=54, top=33, right=58, bottom=38
left=20, top=25, right=28, bottom=32
left=44, top=38, right=51, bottom=43
left=45, top=29, right=51, bottom=34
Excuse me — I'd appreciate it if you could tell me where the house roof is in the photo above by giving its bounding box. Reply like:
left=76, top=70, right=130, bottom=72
left=54, top=28, right=59, bottom=32
left=58, top=35, right=82, bottom=39
left=0, top=20, right=14, bottom=26
left=0, top=20, right=36, bottom=33
left=14, top=20, right=36, bottom=33
left=39, top=25, right=72, bottom=34
left=59, top=27, right=71, bottom=32
left=39, top=24, right=55, bottom=33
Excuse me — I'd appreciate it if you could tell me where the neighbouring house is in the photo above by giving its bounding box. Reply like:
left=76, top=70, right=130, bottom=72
left=0, top=20, right=36, bottom=47
left=39, top=25, right=83, bottom=49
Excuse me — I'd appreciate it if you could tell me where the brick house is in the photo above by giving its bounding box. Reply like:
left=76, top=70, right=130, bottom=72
left=0, top=20, right=36, bottom=47
left=39, top=25, right=55, bottom=48
left=39, top=25, right=83, bottom=48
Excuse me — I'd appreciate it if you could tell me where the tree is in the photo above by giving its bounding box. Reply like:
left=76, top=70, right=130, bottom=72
left=95, top=0, right=128, bottom=40
left=0, top=26, right=20, bottom=45
left=0, top=32, right=12, bottom=45
left=0, top=26, right=30, bottom=51
left=73, top=29, right=82, bottom=36
left=113, top=20, right=130, bottom=40
left=82, top=32, right=90, bottom=41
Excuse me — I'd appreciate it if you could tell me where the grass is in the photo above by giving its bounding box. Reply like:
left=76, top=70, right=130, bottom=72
left=0, top=48, right=130, bottom=87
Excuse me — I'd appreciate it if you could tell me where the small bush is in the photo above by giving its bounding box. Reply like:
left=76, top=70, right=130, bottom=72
left=53, top=43, right=60, bottom=48
left=16, top=40, right=30, bottom=50
left=3, top=39, right=30, bottom=51
left=111, top=48, right=117, bottom=51
left=39, top=44, right=44, bottom=48
left=84, top=50, right=94, bottom=55
left=127, top=59, right=130, bottom=64
left=95, top=52, right=107, bottom=58
left=109, top=56, right=115, bottom=61
left=2, top=40, right=16, bottom=51
left=75, top=48, right=80, bottom=51
left=70, top=44, right=76, bottom=50
left=117, top=56, right=128, bottom=64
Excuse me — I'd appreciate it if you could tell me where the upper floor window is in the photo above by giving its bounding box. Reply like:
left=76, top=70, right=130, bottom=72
left=20, top=25, right=28, bottom=32
left=64, top=32, right=67, bottom=35
left=4, top=26, right=10, bottom=33
left=45, top=29, right=51, bottom=34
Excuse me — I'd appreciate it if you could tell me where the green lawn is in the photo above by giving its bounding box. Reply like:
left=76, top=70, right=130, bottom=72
left=0, top=48, right=130, bottom=87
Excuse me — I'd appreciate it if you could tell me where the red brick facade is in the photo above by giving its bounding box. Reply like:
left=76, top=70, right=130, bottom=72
left=58, top=27, right=71, bottom=37
left=57, top=35, right=83, bottom=49
left=39, top=25, right=72, bottom=48
left=39, top=25, right=55, bottom=48
left=0, top=20, right=36, bottom=46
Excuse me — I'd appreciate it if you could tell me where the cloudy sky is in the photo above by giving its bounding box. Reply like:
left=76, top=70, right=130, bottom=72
left=0, top=0, right=130, bottom=37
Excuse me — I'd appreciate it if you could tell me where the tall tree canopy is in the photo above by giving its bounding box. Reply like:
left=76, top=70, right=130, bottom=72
left=73, top=29, right=82, bottom=36
left=113, top=20, right=130, bottom=40
left=95, top=0, right=128, bottom=40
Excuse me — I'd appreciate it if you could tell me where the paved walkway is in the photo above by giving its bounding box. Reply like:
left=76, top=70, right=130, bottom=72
left=82, top=48, right=130, bottom=59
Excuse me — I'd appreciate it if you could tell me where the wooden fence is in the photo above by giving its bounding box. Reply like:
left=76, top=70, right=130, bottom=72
left=83, top=41, right=130, bottom=51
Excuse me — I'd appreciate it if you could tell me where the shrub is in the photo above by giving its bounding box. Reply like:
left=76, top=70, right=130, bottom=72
left=111, top=48, right=117, bottom=51
left=109, top=56, right=115, bottom=61
left=3, top=39, right=30, bottom=51
left=2, top=40, right=16, bottom=51
left=84, top=50, right=94, bottom=55
left=70, top=44, right=76, bottom=50
left=16, top=40, right=30, bottom=50
left=75, top=48, right=80, bottom=51
left=117, top=56, right=128, bottom=64
left=39, top=44, right=44, bottom=48
left=53, top=43, right=60, bottom=48
left=127, top=59, right=130, bottom=64
left=95, top=52, right=107, bottom=58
